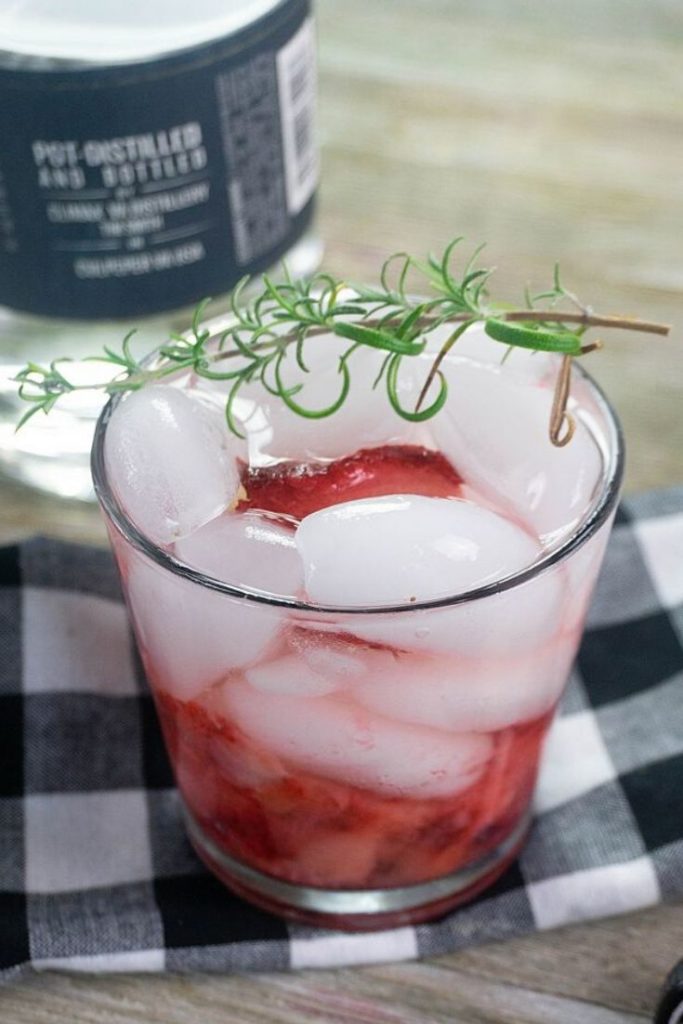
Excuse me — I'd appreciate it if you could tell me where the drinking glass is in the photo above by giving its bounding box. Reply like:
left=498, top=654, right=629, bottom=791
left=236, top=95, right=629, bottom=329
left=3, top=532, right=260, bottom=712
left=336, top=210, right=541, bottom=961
left=91, top=342, right=623, bottom=931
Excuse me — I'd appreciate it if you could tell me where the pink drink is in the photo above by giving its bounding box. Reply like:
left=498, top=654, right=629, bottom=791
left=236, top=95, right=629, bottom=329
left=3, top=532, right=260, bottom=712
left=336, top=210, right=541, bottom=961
left=94, top=324, right=622, bottom=928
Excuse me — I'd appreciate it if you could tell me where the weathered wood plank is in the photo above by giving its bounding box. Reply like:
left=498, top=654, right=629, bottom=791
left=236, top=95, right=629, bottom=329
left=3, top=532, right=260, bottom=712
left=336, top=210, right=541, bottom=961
left=439, top=903, right=683, bottom=1015
left=0, top=958, right=650, bottom=1024
left=0, top=903, right=678, bottom=1023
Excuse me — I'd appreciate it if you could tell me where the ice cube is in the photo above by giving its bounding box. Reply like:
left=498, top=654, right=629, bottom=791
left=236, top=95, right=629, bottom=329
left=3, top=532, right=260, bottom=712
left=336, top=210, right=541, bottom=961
left=295, top=495, right=563, bottom=656
left=219, top=680, right=492, bottom=798
left=351, top=637, right=576, bottom=733
left=245, top=626, right=387, bottom=700
left=237, top=338, right=418, bottom=462
left=175, top=511, right=304, bottom=598
left=126, top=549, right=283, bottom=702
left=427, top=360, right=602, bottom=541
left=245, top=655, right=339, bottom=697
left=335, top=571, right=563, bottom=657
left=291, top=629, right=371, bottom=683
left=422, top=320, right=555, bottom=383
left=296, top=495, right=540, bottom=606
left=105, top=385, right=244, bottom=545
left=245, top=629, right=378, bottom=698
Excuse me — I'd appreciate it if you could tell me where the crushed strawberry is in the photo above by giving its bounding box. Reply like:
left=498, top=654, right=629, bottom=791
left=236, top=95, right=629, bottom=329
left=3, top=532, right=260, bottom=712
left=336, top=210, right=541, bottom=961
left=239, top=444, right=463, bottom=520
left=156, top=688, right=549, bottom=889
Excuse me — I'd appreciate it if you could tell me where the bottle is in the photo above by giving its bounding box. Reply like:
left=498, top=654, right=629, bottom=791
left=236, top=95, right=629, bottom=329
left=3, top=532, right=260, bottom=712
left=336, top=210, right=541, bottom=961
left=655, top=961, right=683, bottom=1024
left=0, top=0, right=321, bottom=499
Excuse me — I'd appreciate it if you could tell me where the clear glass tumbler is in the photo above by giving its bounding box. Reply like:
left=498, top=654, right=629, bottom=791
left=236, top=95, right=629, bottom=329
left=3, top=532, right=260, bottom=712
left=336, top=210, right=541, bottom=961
left=91, top=360, right=623, bottom=931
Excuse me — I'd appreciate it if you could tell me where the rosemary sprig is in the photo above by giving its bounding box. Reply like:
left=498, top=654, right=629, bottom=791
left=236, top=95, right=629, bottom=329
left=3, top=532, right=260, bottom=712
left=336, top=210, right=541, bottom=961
left=13, top=239, right=671, bottom=445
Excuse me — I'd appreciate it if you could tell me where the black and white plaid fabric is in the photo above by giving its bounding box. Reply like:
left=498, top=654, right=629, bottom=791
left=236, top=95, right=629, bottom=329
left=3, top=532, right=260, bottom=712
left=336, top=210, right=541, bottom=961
left=1, top=487, right=683, bottom=982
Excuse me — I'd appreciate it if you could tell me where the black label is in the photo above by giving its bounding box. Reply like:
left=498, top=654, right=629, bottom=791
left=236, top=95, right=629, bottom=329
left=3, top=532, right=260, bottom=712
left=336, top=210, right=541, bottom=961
left=0, top=0, right=317, bottom=320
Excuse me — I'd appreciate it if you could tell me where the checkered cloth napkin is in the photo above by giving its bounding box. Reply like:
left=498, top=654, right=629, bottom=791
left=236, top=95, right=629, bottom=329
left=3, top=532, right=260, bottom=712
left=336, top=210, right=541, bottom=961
left=1, top=487, right=683, bottom=983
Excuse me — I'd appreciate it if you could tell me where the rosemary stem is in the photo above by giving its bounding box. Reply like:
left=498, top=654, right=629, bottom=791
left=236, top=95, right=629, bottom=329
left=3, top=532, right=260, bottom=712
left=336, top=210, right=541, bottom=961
left=205, top=308, right=670, bottom=366
left=501, top=310, right=671, bottom=336
left=14, top=237, right=672, bottom=442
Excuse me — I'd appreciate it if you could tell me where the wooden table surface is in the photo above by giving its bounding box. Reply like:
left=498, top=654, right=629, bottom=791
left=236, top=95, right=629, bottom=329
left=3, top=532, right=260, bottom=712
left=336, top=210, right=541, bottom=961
left=2, top=1, right=683, bottom=1020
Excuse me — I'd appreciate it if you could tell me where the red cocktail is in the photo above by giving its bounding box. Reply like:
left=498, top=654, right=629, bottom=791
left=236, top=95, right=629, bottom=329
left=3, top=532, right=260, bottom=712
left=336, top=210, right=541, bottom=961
left=93, top=321, right=622, bottom=929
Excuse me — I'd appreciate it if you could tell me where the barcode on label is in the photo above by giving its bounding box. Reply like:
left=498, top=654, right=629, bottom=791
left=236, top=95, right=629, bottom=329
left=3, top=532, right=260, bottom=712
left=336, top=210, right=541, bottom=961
left=276, top=17, right=318, bottom=216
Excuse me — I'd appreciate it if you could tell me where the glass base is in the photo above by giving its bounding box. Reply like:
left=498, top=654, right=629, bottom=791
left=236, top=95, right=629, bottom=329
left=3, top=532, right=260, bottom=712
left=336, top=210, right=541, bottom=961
left=184, top=806, right=531, bottom=932
left=0, top=231, right=323, bottom=501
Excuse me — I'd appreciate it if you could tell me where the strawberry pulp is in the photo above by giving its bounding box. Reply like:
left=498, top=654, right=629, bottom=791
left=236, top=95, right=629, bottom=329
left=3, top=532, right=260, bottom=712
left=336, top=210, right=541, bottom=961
left=156, top=686, right=549, bottom=891
left=139, top=443, right=559, bottom=912
left=239, top=443, right=464, bottom=519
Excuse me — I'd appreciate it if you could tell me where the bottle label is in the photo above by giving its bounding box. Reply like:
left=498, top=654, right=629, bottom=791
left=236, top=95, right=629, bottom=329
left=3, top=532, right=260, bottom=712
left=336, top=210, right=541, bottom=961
left=0, top=0, right=317, bottom=319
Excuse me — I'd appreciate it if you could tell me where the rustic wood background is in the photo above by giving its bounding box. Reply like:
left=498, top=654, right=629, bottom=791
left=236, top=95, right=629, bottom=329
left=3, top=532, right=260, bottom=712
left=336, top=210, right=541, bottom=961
left=1, top=0, right=682, bottom=1020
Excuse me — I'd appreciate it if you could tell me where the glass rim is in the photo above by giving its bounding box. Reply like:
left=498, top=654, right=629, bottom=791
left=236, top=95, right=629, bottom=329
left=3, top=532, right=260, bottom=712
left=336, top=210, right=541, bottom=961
left=91, top=344, right=625, bottom=617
